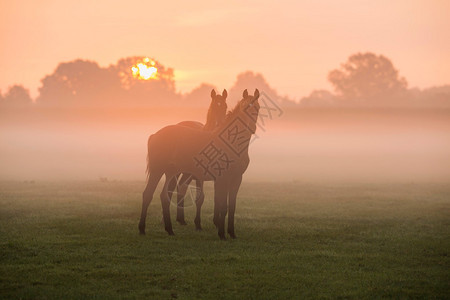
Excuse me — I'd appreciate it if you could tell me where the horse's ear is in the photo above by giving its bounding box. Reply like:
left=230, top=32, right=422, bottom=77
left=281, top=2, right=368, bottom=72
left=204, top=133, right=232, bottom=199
left=211, top=89, right=216, bottom=98
left=222, top=89, right=227, bottom=99
left=243, top=89, right=248, bottom=98
left=254, top=89, right=260, bottom=100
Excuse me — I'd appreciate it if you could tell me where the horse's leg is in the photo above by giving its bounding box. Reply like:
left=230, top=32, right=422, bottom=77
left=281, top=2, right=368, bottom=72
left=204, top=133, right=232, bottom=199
left=213, top=180, right=220, bottom=228
left=228, top=174, right=242, bottom=239
left=163, top=173, right=180, bottom=225
left=161, top=173, right=176, bottom=235
left=194, top=180, right=205, bottom=231
left=214, top=179, right=229, bottom=240
left=167, top=173, right=179, bottom=204
left=139, top=171, right=163, bottom=235
left=213, top=199, right=219, bottom=228
left=176, top=173, right=192, bottom=225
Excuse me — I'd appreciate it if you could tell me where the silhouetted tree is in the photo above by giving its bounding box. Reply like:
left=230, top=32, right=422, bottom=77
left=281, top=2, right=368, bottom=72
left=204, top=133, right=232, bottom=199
left=37, top=56, right=180, bottom=107
left=1, top=85, right=32, bottom=107
left=228, top=71, right=296, bottom=107
left=109, top=56, right=179, bottom=106
left=300, top=90, right=336, bottom=107
left=229, top=71, right=277, bottom=104
left=182, top=83, right=216, bottom=107
left=328, top=53, right=407, bottom=104
left=408, top=85, right=450, bottom=107
left=111, top=57, right=175, bottom=90
left=37, top=59, right=122, bottom=107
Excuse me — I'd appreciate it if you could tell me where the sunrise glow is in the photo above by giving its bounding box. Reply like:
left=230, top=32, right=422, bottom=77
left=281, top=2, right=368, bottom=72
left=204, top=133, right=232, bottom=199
left=131, top=59, right=158, bottom=80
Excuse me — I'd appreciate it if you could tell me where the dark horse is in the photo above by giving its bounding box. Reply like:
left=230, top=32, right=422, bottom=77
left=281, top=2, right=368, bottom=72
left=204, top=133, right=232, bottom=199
left=139, top=89, right=260, bottom=239
left=167, top=89, right=228, bottom=230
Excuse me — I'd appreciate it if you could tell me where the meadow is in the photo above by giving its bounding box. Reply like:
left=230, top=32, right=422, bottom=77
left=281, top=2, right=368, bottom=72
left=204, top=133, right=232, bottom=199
left=1, top=180, right=448, bottom=299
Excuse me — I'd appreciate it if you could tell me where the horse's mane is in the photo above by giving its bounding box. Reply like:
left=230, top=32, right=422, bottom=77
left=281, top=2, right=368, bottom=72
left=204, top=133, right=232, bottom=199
left=225, top=98, right=244, bottom=120
left=210, top=98, right=245, bottom=134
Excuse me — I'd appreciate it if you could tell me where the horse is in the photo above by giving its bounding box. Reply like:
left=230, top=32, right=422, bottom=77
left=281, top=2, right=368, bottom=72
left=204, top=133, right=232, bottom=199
left=167, top=89, right=228, bottom=230
left=139, top=89, right=260, bottom=240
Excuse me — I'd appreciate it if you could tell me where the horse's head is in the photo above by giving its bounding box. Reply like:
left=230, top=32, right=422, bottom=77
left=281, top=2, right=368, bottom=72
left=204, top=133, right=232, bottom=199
left=210, top=89, right=228, bottom=126
left=239, top=89, right=260, bottom=134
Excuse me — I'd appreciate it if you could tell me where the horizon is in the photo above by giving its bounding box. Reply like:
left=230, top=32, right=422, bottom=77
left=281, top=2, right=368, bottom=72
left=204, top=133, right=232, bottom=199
left=1, top=1, right=450, bottom=100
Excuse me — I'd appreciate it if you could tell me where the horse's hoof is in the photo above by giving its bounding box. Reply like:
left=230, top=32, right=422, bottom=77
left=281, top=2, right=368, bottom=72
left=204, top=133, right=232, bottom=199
left=138, top=224, right=146, bottom=235
left=218, top=233, right=226, bottom=240
left=195, top=227, right=202, bottom=231
left=229, top=233, right=236, bottom=239
left=177, top=220, right=188, bottom=225
left=167, top=230, right=175, bottom=236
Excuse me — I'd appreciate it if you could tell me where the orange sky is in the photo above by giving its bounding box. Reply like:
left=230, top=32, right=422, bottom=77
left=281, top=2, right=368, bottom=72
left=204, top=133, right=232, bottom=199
left=1, top=0, right=449, bottom=100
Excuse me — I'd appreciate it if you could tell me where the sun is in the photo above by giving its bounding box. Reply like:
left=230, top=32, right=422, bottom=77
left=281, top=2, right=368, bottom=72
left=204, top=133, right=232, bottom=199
left=131, top=58, right=158, bottom=80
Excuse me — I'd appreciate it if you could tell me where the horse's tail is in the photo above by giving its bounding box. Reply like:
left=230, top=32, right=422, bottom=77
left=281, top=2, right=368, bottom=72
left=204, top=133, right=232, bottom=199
left=145, top=135, right=153, bottom=180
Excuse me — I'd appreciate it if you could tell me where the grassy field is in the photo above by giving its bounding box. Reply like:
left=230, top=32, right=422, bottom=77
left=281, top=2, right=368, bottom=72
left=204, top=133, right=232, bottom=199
left=0, top=181, right=449, bottom=299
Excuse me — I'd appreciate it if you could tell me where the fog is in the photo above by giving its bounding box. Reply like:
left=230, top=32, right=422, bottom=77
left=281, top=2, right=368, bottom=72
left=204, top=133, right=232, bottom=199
left=1, top=107, right=449, bottom=183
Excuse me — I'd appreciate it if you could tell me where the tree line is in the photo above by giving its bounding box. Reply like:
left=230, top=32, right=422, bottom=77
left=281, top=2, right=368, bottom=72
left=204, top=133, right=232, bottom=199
left=1, top=53, right=449, bottom=109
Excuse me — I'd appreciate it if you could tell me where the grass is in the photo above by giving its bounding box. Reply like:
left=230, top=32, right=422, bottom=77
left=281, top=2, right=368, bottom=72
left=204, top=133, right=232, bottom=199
left=0, top=181, right=449, bottom=299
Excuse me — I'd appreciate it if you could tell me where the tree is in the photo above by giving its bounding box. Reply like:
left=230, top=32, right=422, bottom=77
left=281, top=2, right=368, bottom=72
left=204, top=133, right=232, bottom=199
left=182, top=83, right=216, bottom=107
left=410, top=85, right=450, bottom=107
left=228, top=71, right=296, bottom=107
left=2, top=85, right=32, bottom=107
left=111, top=56, right=175, bottom=91
left=328, top=52, right=407, bottom=103
left=37, top=56, right=180, bottom=107
left=109, top=56, right=179, bottom=107
left=300, top=90, right=336, bottom=107
left=37, top=59, right=122, bottom=106
left=229, top=71, right=277, bottom=103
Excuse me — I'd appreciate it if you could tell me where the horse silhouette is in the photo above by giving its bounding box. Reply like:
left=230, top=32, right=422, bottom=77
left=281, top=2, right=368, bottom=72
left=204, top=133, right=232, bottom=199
left=139, top=89, right=260, bottom=239
left=167, top=89, right=228, bottom=229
